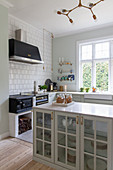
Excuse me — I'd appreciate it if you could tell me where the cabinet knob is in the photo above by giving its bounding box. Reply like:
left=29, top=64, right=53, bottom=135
left=51, top=112, right=53, bottom=120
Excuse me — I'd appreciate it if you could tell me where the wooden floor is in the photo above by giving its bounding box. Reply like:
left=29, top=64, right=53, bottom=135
left=0, top=138, right=55, bottom=170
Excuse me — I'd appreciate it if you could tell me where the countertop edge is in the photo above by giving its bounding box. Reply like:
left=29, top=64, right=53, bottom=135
left=33, top=102, right=113, bottom=119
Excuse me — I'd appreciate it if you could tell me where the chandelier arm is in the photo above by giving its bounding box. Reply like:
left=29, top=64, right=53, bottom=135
left=62, top=13, right=67, bottom=16
left=68, top=6, right=79, bottom=14
left=59, top=12, right=68, bottom=16
left=67, top=15, right=70, bottom=19
left=81, top=5, right=91, bottom=10
left=90, top=8, right=95, bottom=15
left=92, top=0, right=104, bottom=7
left=66, top=15, right=72, bottom=23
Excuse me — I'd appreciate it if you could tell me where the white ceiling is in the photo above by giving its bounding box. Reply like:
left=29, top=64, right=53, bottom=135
left=7, top=0, right=113, bottom=37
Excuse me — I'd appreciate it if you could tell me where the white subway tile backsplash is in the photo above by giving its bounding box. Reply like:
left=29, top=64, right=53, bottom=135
left=9, top=15, right=52, bottom=95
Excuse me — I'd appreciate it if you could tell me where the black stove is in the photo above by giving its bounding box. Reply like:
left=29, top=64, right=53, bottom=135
left=9, top=94, right=33, bottom=114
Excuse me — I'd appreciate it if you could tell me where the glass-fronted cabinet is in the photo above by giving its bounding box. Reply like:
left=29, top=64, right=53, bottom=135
left=33, top=108, right=112, bottom=170
left=81, top=116, right=112, bottom=170
left=34, top=109, right=54, bottom=162
left=55, top=111, right=79, bottom=170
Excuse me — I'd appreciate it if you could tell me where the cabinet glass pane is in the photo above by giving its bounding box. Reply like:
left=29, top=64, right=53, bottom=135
left=44, top=143, right=51, bottom=158
left=84, top=119, right=94, bottom=138
left=58, top=133, right=66, bottom=146
left=58, top=146, right=66, bottom=163
left=36, top=112, right=43, bottom=127
left=44, top=113, right=51, bottom=129
left=96, top=142, right=107, bottom=158
left=84, top=139, right=94, bottom=154
left=84, top=154, right=94, bottom=170
left=36, top=140, right=43, bottom=155
left=96, top=158, right=107, bottom=170
left=67, top=149, right=76, bottom=167
left=67, top=135, right=76, bottom=149
left=96, top=121, right=107, bottom=141
left=36, top=128, right=43, bottom=139
left=58, top=115, right=66, bottom=132
left=44, top=130, right=51, bottom=142
left=67, top=117, right=76, bottom=134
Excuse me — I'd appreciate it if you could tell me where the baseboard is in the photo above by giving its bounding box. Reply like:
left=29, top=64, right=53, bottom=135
left=0, top=131, right=10, bottom=140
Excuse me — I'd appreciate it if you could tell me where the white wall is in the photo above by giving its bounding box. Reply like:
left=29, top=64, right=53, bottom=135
left=53, top=26, right=113, bottom=91
left=0, top=5, right=9, bottom=136
left=9, top=15, right=53, bottom=95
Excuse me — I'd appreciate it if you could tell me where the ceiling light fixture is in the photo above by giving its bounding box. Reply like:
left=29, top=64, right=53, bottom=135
left=57, top=0, right=104, bottom=23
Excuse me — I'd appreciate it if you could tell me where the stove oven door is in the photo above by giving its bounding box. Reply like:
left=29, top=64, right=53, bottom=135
left=22, top=98, right=32, bottom=109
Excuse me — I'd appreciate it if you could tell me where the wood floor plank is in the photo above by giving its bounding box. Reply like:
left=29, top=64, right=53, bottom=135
left=0, top=144, right=21, bottom=160
left=19, top=160, right=36, bottom=170
left=0, top=145, right=30, bottom=167
left=29, top=162, right=44, bottom=170
left=10, top=138, right=32, bottom=148
left=0, top=137, right=56, bottom=170
left=0, top=140, right=15, bottom=151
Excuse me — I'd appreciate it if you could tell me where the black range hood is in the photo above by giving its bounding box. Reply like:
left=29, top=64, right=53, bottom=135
left=9, top=39, right=44, bottom=64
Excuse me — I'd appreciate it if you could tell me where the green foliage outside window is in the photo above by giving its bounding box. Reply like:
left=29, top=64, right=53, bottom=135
left=83, top=63, right=92, bottom=89
left=96, top=62, right=108, bottom=91
left=82, top=62, right=108, bottom=91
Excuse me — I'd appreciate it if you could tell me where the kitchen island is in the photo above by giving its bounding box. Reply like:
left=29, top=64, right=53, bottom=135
left=33, top=102, right=113, bottom=170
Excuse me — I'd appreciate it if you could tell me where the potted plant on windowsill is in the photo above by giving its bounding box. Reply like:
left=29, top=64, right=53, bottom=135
left=80, top=87, right=84, bottom=92
left=85, top=88, right=90, bottom=93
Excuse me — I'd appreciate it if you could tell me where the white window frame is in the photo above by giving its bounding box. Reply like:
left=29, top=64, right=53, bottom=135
left=76, top=36, right=113, bottom=92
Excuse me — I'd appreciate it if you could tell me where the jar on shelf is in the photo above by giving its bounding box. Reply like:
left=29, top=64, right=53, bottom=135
left=56, top=94, right=65, bottom=103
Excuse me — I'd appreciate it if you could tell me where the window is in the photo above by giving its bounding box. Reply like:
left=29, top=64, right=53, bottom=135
left=79, top=39, right=113, bottom=92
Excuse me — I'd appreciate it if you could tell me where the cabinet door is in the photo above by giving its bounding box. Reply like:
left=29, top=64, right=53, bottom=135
left=81, top=116, right=112, bottom=170
left=55, top=111, right=79, bottom=170
left=33, top=109, right=54, bottom=163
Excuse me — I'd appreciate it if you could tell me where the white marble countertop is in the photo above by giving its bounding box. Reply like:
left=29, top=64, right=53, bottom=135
left=33, top=102, right=113, bottom=119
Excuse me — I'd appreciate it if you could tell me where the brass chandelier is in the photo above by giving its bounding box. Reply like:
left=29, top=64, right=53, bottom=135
left=57, top=0, right=104, bottom=23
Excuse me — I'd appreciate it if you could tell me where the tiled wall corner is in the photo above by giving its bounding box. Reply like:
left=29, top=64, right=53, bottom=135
left=8, top=15, right=53, bottom=95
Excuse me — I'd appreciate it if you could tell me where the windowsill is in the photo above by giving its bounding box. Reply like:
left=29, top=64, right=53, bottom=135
left=84, top=91, right=112, bottom=95
left=67, top=91, right=112, bottom=95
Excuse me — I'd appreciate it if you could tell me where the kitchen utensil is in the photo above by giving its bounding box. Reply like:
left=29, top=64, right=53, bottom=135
left=67, top=150, right=76, bottom=163
left=91, top=141, right=107, bottom=150
left=45, top=79, right=52, bottom=91
left=68, top=74, right=75, bottom=81
left=62, top=119, right=72, bottom=127
left=58, top=69, right=62, bottom=74
left=59, top=86, right=63, bottom=91
left=87, top=158, right=107, bottom=170
left=50, top=83, right=53, bottom=91
left=53, top=82, right=58, bottom=91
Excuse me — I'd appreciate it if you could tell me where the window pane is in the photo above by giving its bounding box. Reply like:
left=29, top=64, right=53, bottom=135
left=96, top=62, right=108, bottom=91
left=82, top=45, right=92, bottom=60
left=82, top=63, right=92, bottom=88
left=95, top=42, right=109, bottom=59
